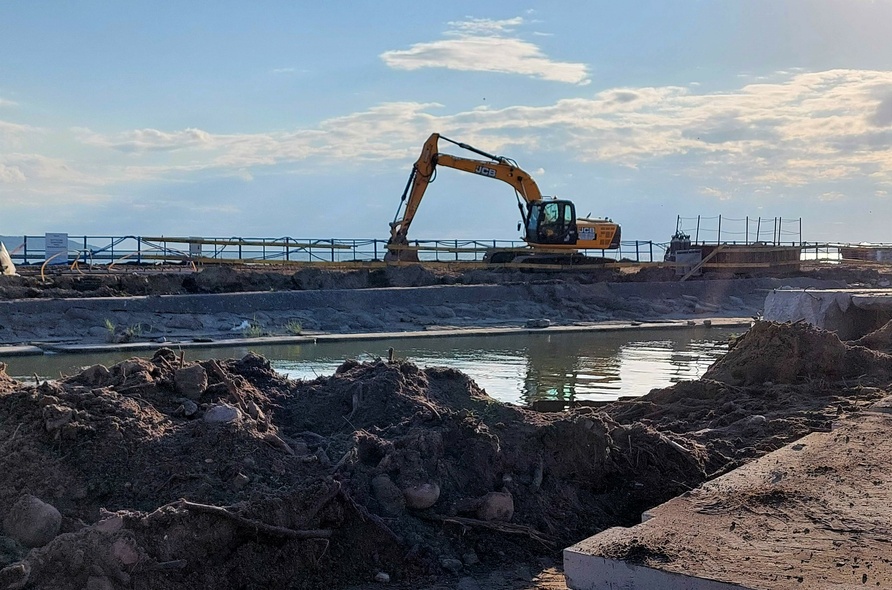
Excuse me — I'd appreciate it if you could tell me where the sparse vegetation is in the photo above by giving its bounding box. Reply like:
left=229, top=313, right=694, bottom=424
left=284, top=320, right=303, bottom=335
left=125, top=323, right=143, bottom=339
left=103, top=319, right=145, bottom=343
left=242, top=316, right=264, bottom=338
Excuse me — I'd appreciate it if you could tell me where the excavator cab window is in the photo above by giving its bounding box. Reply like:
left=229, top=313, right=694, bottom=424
left=525, top=200, right=578, bottom=245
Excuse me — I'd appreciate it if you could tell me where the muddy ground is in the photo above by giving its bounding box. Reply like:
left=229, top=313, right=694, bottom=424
left=0, top=319, right=890, bottom=589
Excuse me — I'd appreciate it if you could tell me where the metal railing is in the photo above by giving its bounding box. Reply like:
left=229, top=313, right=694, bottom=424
left=1, top=235, right=668, bottom=267
left=0, top=234, right=885, bottom=270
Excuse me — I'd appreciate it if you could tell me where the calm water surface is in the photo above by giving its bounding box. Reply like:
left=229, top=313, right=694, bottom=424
left=5, top=326, right=740, bottom=406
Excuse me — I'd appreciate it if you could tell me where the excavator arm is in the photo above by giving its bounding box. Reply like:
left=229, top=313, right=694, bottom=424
left=387, top=134, right=543, bottom=257
left=385, top=133, right=621, bottom=262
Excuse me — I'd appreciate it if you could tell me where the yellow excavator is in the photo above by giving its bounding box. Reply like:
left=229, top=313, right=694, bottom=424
left=385, top=133, right=621, bottom=263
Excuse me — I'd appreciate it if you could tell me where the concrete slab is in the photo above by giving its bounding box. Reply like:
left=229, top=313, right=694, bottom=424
left=564, top=399, right=892, bottom=590
left=37, top=318, right=751, bottom=354
left=43, top=335, right=318, bottom=354
left=0, top=345, right=45, bottom=357
left=764, top=288, right=892, bottom=339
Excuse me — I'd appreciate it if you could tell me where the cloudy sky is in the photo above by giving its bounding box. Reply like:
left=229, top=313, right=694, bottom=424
left=3, top=1, right=892, bottom=245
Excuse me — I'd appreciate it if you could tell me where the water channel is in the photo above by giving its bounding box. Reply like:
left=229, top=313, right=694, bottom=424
left=3, top=325, right=742, bottom=406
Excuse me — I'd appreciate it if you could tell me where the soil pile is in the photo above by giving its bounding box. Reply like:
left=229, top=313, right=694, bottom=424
left=609, top=321, right=892, bottom=477
left=852, top=319, right=892, bottom=353
left=0, top=352, right=712, bottom=589
left=0, top=320, right=889, bottom=589
left=703, top=320, right=892, bottom=386
left=0, top=266, right=525, bottom=300
left=0, top=262, right=860, bottom=300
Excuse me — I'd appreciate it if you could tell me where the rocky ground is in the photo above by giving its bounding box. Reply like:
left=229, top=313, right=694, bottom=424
left=0, top=263, right=882, bottom=346
left=0, top=319, right=890, bottom=589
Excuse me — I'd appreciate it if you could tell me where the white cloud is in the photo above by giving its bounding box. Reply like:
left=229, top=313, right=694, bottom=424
left=819, top=191, right=846, bottom=202
left=0, top=163, right=26, bottom=183
left=0, top=98, right=18, bottom=108
left=700, top=187, right=732, bottom=200
left=10, top=68, right=892, bottom=212
left=445, top=16, right=523, bottom=36
left=1, top=153, right=106, bottom=187
left=380, top=17, right=590, bottom=85
left=78, top=127, right=214, bottom=153
left=0, top=120, right=37, bottom=141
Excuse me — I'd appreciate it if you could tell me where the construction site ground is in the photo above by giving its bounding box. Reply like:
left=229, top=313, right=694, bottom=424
left=565, top=395, right=892, bottom=589
left=0, top=263, right=865, bottom=349
left=1, top=263, right=892, bottom=589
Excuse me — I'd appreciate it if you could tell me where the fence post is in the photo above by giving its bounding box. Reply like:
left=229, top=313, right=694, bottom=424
left=137, top=238, right=141, bottom=264
left=695, top=215, right=701, bottom=243
left=635, top=241, right=640, bottom=262
left=285, top=237, right=290, bottom=261
left=745, top=217, right=749, bottom=244
left=649, top=241, right=653, bottom=262
left=717, top=215, right=722, bottom=243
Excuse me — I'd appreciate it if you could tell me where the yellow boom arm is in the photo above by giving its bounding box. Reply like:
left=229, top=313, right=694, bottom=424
left=388, top=133, right=543, bottom=245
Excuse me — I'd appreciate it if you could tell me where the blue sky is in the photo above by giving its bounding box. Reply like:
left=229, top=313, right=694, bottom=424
left=3, top=1, right=892, bottom=245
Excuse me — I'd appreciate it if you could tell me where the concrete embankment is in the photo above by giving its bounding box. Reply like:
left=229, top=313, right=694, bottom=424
left=764, top=287, right=892, bottom=339
left=0, top=277, right=842, bottom=349
left=564, top=397, right=892, bottom=589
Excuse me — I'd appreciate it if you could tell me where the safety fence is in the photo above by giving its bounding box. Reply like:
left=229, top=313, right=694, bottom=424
left=2, top=235, right=669, bottom=267
left=0, top=233, right=884, bottom=271
left=674, top=215, right=803, bottom=245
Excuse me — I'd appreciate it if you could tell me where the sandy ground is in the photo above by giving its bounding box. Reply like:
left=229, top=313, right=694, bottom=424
left=567, top=401, right=892, bottom=589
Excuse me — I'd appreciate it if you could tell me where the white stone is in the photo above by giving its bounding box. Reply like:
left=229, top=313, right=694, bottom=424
left=203, top=403, right=242, bottom=424
left=403, top=483, right=440, bottom=510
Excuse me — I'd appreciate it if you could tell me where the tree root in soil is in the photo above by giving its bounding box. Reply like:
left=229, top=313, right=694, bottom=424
left=424, top=514, right=556, bottom=547
left=174, top=498, right=333, bottom=539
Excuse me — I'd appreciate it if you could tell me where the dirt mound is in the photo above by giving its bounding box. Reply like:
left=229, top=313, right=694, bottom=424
left=606, top=321, right=892, bottom=477
left=703, top=321, right=892, bottom=386
left=0, top=320, right=889, bottom=589
left=0, top=352, right=719, bottom=589
left=852, top=319, right=892, bottom=353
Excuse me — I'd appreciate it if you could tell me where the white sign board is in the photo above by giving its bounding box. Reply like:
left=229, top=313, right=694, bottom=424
left=45, top=232, right=69, bottom=265
left=188, top=238, right=202, bottom=258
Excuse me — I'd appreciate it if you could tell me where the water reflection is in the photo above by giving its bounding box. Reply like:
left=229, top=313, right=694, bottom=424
left=3, top=326, right=740, bottom=406
left=516, top=328, right=732, bottom=404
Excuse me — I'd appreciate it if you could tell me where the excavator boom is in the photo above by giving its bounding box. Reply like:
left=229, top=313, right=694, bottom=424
left=388, top=134, right=542, bottom=246
left=386, top=133, right=620, bottom=262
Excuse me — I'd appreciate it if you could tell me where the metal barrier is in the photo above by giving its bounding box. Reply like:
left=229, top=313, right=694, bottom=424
left=2, top=235, right=668, bottom=267
left=0, top=234, right=877, bottom=271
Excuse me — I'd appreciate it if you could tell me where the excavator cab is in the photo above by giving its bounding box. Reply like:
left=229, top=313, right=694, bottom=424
left=525, top=200, right=578, bottom=245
